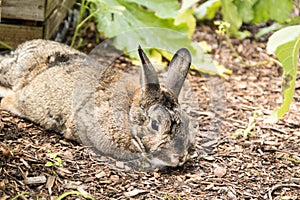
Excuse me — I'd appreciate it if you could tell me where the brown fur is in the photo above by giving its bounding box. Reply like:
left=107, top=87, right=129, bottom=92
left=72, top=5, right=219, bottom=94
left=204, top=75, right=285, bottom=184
left=0, top=40, right=195, bottom=169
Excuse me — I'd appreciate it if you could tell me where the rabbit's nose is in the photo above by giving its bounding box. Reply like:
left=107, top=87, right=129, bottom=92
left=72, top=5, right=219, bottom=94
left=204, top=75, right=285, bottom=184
left=169, top=154, right=180, bottom=166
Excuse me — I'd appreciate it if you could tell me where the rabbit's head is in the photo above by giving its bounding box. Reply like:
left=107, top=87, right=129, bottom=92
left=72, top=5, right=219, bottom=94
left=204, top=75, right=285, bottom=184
left=128, top=47, right=196, bottom=168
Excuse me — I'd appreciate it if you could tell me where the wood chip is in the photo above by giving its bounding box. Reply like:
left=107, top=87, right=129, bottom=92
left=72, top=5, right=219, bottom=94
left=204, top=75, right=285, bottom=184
left=24, top=176, right=47, bottom=185
left=115, top=161, right=125, bottom=168
left=124, top=189, right=147, bottom=197
left=110, top=175, right=120, bottom=182
left=95, top=171, right=107, bottom=178
left=214, top=166, right=227, bottom=178
left=46, top=176, right=56, bottom=195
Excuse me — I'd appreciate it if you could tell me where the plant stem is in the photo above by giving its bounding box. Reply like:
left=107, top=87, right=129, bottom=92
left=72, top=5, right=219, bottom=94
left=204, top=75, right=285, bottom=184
left=57, top=191, right=95, bottom=200
left=12, top=192, right=29, bottom=200
left=225, top=31, right=274, bottom=67
left=71, top=0, right=87, bottom=47
left=0, top=41, right=13, bottom=49
left=71, top=9, right=99, bottom=47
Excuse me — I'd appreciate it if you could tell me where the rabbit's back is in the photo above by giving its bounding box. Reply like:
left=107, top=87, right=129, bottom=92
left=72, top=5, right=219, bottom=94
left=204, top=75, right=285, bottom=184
left=0, top=40, right=196, bottom=169
left=0, top=40, right=118, bottom=139
left=0, top=40, right=83, bottom=89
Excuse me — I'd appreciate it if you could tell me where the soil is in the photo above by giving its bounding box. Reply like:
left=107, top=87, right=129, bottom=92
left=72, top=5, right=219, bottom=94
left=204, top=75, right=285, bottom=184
left=1, top=17, right=300, bottom=200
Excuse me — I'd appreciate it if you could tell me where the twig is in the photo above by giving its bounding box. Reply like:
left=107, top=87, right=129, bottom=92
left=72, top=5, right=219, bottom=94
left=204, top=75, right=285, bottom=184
left=268, top=183, right=300, bottom=200
left=261, top=126, right=288, bottom=135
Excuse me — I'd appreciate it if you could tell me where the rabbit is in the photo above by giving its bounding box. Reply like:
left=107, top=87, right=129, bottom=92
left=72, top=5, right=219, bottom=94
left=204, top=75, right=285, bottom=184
left=0, top=39, right=196, bottom=169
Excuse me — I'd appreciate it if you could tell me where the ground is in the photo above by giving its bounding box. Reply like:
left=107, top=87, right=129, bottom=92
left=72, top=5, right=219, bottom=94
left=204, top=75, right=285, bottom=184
left=0, top=22, right=300, bottom=199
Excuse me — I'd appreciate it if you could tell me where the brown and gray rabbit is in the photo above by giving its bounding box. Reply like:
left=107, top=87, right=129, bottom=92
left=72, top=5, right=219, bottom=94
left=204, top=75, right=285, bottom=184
left=0, top=40, right=195, bottom=169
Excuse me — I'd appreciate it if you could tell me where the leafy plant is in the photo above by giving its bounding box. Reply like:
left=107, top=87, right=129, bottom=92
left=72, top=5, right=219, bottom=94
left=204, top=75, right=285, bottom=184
left=45, top=151, right=63, bottom=167
left=265, top=25, right=300, bottom=123
left=84, top=0, right=230, bottom=76
left=11, top=192, right=29, bottom=200
left=233, top=111, right=261, bottom=138
left=195, top=0, right=295, bottom=38
left=57, top=191, right=95, bottom=200
left=221, top=0, right=293, bottom=37
left=194, top=0, right=220, bottom=20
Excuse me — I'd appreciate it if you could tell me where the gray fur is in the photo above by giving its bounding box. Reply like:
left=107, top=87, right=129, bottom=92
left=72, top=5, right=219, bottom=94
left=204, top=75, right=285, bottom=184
left=0, top=40, right=195, bottom=169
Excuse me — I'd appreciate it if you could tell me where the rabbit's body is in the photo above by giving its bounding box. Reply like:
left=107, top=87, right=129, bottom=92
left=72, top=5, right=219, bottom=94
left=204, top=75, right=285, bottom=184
left=0, top=40, right=195, bottom=169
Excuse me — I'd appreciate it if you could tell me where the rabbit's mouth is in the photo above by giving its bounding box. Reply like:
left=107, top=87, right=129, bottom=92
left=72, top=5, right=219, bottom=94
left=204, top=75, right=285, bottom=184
left=142, top=149, right=191, bottom=168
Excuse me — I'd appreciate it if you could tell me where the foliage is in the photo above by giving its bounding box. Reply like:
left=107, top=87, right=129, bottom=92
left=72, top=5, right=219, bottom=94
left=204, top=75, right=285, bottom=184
left=85, top=0, right=230, bottom=75
left=57, top=191, right=95, bottom=200
left=11, top=192, right=29, bottom=200
left=233, top=111, right=261, bottom=138
left=194, top=0, right=220, bottom=20
left=265, top=25, right=300, bottom=123
left=195, top=0, right=295, bottom=38
left=45, top=151, right=63, bottom=167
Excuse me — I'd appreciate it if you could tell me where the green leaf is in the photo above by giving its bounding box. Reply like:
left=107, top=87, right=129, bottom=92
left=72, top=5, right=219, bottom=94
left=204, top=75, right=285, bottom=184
left=124, top=0, right=180, bottom=18
left=234, top=0, right=257, bottom=23
left=45, top=161, right=54, bottom=167
left=91, top=0, right=230, bottom=75
left=266, top=25, right=300, bottom=123
left=220, top=0, right=242, bottom=35
left=267, top=25, right=300, bottom=54
left=252, top=0, right=293, bottom=23
left=93, top=0, right=189, bottom=38
left=181, top=0, right=199, bottom=11
left=175, top=9, right=196, bottom=38
left=255, top=23, right=284, bottom=39
left=194, top=0, right=221, bottom=20
left=55, top=157, right=63, bottom=167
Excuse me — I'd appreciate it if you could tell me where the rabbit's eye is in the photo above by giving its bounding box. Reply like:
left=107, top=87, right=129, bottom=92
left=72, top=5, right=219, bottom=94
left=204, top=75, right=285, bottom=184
left=151, top=119, right=159, bottom=131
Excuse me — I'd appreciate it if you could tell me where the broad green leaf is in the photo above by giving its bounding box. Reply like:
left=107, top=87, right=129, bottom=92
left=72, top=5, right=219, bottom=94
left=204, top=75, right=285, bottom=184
left=267, top=25, right=300, bottom=54
left=235, top=0, right=257, bottom=23
left=252, top=0, right=293, bottom=23
left=220, top=0, right=242, bottom=35
left=175, top=9, right=196, bottom=38
left=181, top=0, right=199, bottom=11
left=93, top=0, right=189, bottom=38
left=266, top=25, right=300, bottom=123
left=113, top=28, right=231, bottom=76
left=124, top=0, right=179, bottom=18
left=91, top=0, right=230, bottom=75
left=194, top=0, right=221, bottom=20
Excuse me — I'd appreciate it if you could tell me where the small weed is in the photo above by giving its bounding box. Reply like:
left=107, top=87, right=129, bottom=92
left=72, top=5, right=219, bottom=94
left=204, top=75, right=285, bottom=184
left=11, top=192, right=29, bottom=200
left=233, top=111, right=262, bottom=138
left=45, top=151, right=63, bottom=167
left=57, top=190, right=95, bottom=200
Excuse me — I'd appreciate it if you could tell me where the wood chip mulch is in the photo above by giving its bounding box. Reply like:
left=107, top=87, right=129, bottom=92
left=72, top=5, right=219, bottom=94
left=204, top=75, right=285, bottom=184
left=1, top=24, right=299, bottom=199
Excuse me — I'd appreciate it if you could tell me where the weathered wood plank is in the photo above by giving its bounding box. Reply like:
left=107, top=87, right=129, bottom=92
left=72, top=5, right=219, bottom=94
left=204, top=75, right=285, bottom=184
left=0, top=0, right=2, bottom=22
left=45, top=0, right=59, bottom=20
left=44, top=0, right=76, bottom=39
left=0, top=0, right=75, bottom=48
left=1, top=0, right=46, bottom=21
left=62, top=0, right=76, bottom=10
left=0, top=24, right=43, bottom=48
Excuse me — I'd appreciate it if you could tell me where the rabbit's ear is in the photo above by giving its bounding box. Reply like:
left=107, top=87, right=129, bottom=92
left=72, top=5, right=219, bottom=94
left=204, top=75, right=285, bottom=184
left=138, top=46, right=160, bottom=102
left=166, top=48, right=191, bottom=98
